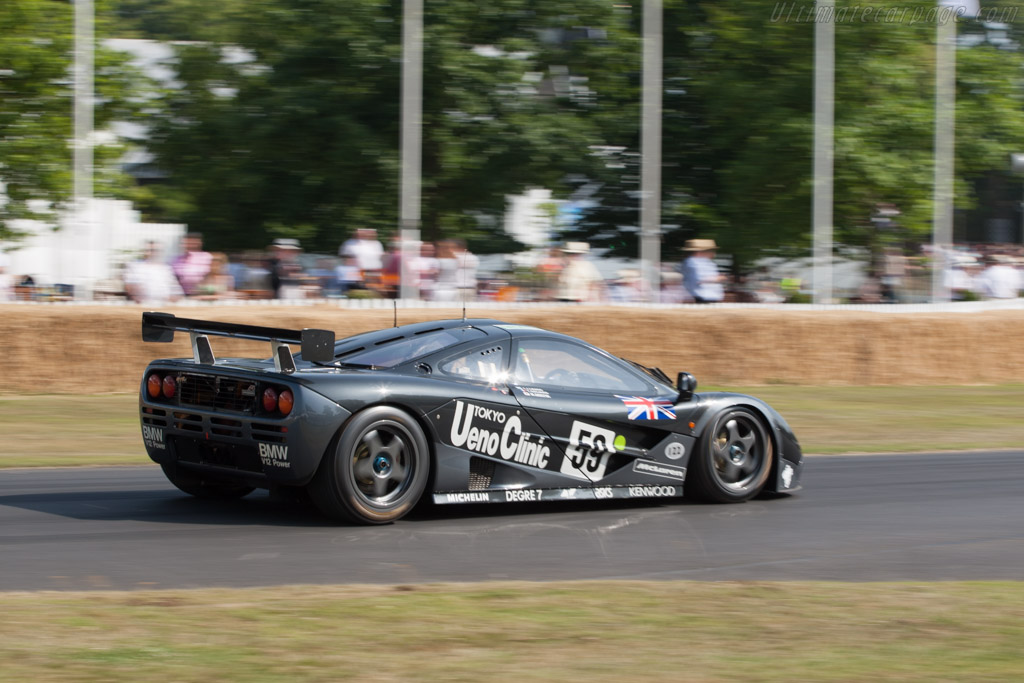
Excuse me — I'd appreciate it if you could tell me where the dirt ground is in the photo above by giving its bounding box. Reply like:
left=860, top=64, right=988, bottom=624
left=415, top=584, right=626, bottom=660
left=2, top=304, right=1023, bottom=393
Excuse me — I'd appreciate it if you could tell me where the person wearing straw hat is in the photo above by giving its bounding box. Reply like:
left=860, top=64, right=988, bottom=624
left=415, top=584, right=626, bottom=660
left=680, top=238, right=725, bottom=303
left=557, top=242, right=604, bottom=303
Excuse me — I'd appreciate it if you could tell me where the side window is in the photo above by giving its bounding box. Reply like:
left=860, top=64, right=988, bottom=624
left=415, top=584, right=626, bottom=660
left=439, top=344, right=505, bottom=383
left=512, top=339, right=650, bottom=393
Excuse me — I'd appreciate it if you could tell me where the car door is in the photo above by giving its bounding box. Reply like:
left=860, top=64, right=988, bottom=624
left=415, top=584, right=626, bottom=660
left=508, top=336, right=690, bottom=485
left=425, top=335, right=578, bottom=491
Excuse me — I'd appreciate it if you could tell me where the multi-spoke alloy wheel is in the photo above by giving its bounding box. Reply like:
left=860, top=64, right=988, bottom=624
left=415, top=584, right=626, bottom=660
left=310, top=406, right=429, bottom=524
left=688, top=407, right=773, bottom=503
left=351, top=424, right=414, bottom=505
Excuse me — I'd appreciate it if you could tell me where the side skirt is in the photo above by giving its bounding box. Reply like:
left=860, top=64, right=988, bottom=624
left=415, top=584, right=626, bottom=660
left=433, top=484, right=682, bottom=505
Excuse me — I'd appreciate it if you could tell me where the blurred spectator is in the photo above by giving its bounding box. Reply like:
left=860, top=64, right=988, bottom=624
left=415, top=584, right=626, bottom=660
left=235, top=250, right=272, bottom=297
left=226, top=255, right=250, bottom=291
left=334, top=254, right=364, bottom=296
left=410, top=241, right=440, bottom=301
left=340, top=228, right=384, bottom=274
left=537, top=247, right=566, bottom=301
left=14, top=274, right=36, bottom=301
left=172, top=233, right=213, bottom=296
left=0, top=252, right=11, bottom=301
left=124, top=241, right=184, bottom=305
left=680, top=238, right=725, bottom=303
left=944, top=255, right=978, bottom=301
left=268, top=238, right=304, bottom=299
left=975, top=254, right=1021, bottom=299
left=557, top=242, right=604, bottom=303
left=453, top=240, right=479, bottom=301
left=609, top=269, right=642, bottom=303
left=434, top=239, right=478, bottom=302
left=195, top=252, right=236, bottom=300
left=309, top=257, right=339, bottom=297
left=880, top=247, right=906, bottom=303
left=381, top=235, right=403, bottom=298
left=660, top=270, right=685, bottom=303
left=853, top=268, right=883, bottom=303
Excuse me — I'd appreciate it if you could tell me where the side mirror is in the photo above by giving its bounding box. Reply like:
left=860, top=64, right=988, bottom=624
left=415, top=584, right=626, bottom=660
left=677, top=372, right=697, bottom=403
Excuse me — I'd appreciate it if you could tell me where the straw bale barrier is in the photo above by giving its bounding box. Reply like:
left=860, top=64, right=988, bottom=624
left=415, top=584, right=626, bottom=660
left=2, top=304, right=1023, bottom=393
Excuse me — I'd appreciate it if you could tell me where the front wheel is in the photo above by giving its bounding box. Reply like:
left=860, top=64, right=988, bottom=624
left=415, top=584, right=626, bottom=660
left=309, top=406, right=429, bottom=524
left=160, top=463, right=255, bottom=500
left=687, top=407, right=773, bottom=503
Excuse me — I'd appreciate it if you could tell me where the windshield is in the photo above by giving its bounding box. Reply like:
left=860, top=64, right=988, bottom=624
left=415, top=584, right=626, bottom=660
left=338, top=327, right=486, bottom=369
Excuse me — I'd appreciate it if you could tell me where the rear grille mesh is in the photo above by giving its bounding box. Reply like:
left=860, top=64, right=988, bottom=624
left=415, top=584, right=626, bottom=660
left=210, top=417, right=244, bottom=438
left=172, top=411, right=203, bottom=432
left=252, top=422, right=287, bottom=444
left=177, top=373, right=257, bottom=413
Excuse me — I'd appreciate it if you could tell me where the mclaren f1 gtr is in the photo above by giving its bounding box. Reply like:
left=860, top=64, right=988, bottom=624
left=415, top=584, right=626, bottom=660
left=139, top=312, right=803, bottom=524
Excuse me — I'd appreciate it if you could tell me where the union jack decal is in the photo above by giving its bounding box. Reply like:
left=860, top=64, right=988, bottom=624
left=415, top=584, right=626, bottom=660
left=616, top=396, right=676, bottom=420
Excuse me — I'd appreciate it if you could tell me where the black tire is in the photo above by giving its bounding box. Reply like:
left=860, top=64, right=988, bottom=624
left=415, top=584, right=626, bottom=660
left=309, top=406, right=429, bottom=524
left=160, top=463, right=255, bottom=500
left=687, top=407, right=773, bottom=503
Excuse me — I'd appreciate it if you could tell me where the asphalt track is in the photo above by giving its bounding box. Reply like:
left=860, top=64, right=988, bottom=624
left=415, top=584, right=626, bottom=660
left=1, top=451, right=1022, bottom=591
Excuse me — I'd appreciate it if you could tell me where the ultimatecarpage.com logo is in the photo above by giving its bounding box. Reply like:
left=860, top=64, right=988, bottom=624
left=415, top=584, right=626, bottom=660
left=769, top=3, right=1017, bottom=25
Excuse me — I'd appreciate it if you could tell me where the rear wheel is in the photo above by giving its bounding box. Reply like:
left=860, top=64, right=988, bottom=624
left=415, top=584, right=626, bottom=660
left=687, top=407, right=772, bottom=503
left=309, top=406, right=429, bottom=524
left=160, top=463, right=255, bottom=499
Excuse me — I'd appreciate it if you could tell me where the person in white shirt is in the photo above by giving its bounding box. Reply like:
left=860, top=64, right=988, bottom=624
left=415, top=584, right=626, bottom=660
left=433, top=239, right=478, bottom=302
left=409, top=241, right=440, bottom=300
left=944, top=258, right=977, bottom=301
left=976, top=254, right=1021, bottom=299
left=680, top=238, right=725, bottom=303
left=557, top=242, right=604, bottom=303
left=339, top=228, right=384, bottom=274
left=124, top=241, right=184, bottom=305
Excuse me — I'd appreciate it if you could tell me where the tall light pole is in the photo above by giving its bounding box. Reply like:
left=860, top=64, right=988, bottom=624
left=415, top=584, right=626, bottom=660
left=639, top=0, right=663, bottom=302
left=73, top=0, right=94, bottom=289
left=931, top=1, right=978, bottom=302
left=812, top=0, right=835, bottom=304
left=73, top=0, right=93, bottom=211
left=399, top=0, right=423, bottom=301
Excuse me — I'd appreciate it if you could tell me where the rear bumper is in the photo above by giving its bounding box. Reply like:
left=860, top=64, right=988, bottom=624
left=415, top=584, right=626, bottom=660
left=139, top=369, right=350, bottom=487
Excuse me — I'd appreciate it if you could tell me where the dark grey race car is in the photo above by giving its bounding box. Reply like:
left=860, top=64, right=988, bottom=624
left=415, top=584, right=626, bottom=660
left=139, top=312, right=803, bottom=524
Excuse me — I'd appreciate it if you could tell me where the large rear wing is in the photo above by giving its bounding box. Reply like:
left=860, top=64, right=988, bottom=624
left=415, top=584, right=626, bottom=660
left=142, top=311, right=336, bottom=373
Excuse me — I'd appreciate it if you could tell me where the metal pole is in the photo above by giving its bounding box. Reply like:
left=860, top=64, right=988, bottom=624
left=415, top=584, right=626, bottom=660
left=73, top=0, right=93, bottom=210
left=399, top=0, right=423, bottom=301
left=639, top=0, right=663, bottom=302
left=931, top=13, right=957, bottom=303
left=812, top=0, right=835, bottom=304
left=72, top=0, right=94, bottom=291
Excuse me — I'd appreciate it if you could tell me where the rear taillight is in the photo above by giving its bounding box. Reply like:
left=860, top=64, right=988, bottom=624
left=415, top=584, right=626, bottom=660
left=278, top=390, right=294, bottom=416
left=262, top=387, right=278, bottom=413
left=162, top=375, right=176, bottom=398
left=147, top=373, right=162, bottom=398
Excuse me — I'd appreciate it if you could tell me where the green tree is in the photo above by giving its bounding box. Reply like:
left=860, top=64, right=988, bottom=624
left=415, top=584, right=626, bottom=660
left=0, top=0, right=142, bottom=240
left=568, top=1, right=1024, bottom=270
left=125, top=0, right=1024, bottom=263
left=131, top=0, right=641, bottom=252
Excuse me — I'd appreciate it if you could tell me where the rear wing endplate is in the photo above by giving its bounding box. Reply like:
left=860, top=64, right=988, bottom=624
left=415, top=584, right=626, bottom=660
left=142, top=311, right=336, bottom=373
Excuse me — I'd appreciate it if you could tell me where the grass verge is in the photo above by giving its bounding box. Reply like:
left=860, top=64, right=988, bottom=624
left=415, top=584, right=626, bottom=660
left=0, top=582, right=1021, bottom=681
left=2, top=385, right=1023, bottom=468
